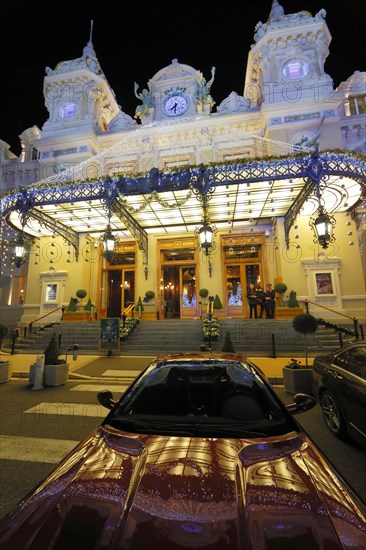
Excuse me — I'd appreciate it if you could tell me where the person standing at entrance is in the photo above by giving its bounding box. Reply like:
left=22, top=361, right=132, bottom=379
left=247, top=283, right=258, bottom=319
left=264, top=283, right=275, bottom=318
left=256, top=285, right=265, bottom=318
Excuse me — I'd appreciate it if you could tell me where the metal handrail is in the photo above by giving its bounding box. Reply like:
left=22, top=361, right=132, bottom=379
left=303, top=299, right=361, bottom=339
left=29, top=306, right=65, bottom=333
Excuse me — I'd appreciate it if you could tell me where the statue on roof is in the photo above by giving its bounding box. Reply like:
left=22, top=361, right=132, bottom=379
left=195, top=66, right=216, bottom=107
left=268, top=0, right=284, bottom=22
left=134, top=82, right=154, bottom=119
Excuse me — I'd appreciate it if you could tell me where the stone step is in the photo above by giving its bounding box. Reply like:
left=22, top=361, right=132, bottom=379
left=5, top=318, right=357, bottom=356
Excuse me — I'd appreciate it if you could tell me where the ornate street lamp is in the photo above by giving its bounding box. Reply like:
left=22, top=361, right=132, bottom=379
left=195, top=192, right=217, bottom=257
left=102, top=225, right=116, bottom=261
left=13, top=233, right=27, bottom=268
left=309, top=205, right=336, bottom=249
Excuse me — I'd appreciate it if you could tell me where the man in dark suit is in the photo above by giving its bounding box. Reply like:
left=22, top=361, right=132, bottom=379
left=264, top=283, right=275, bottom=319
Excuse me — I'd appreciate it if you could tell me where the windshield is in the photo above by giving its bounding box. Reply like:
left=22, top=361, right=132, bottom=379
left=104, top=360, right=297, bottom=438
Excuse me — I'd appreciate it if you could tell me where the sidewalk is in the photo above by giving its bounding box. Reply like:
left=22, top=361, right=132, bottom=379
left=1, top=351, right=313, bottom=384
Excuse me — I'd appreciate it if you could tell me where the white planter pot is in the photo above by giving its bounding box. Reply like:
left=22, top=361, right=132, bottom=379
left=29, top=362, right=69, bottom=387
left=0, top=360, right=12, bottom=383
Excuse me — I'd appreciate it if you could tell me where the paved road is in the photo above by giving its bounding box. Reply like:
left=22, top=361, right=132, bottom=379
left=1, top=377, right=365, bottom=520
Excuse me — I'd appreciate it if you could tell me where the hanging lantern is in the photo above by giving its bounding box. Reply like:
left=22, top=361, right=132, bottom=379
left=14, top=234, right=27, bottom=267
left=198, top=222, right=213, bottom=256
left=309, top=206, right=336, bottom=249
left=102, top=225, right=116, bottom=261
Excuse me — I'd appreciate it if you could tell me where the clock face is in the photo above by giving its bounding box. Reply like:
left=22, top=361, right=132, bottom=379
left=58, top=101, right=78, bottom=119
left=163, top=95, right=189, bottom=117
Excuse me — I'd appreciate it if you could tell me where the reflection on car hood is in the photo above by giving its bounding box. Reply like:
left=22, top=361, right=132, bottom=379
left=1, top=428, right=366, bottom=549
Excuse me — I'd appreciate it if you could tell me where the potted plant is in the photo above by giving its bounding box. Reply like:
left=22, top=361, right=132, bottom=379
left=198, top=289, right=209, bottom=318
left=29, top=332, right=69, bottom=387
left=222, top=331, right=235, bottom=353
left=63, top=293, right=90, bottom=321
left=292, top=313, right=318, bottom=367
left=274, top=282, right=288, bottom=307
left=0, top=324, right=12, bottom=384
left=76, top=289, right=87, bottom=308
left=144, top=290, right=155, bottom=302
left=288, top=290, right=300, bottom=308
left=282, top=313, right=318, bottom=394
left=136, top=296, right=144, bottom=317
left=202, top=316, right=220, bottom=341
left=282, top=357, right=313, bottom=395
left=274, top=288, right=303, bottom=318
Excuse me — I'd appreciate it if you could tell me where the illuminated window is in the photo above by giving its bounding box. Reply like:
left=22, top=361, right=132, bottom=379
left=282, top=60, right=309, bottom=80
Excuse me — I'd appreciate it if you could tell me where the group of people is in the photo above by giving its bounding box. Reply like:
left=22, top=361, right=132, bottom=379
left=246, top=283, right=275, bottom=319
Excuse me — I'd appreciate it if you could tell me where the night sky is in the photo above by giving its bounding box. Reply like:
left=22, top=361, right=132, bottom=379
left=2, top=1, right=365, bottom=156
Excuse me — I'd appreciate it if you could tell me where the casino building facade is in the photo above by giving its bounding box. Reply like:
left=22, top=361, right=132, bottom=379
left=1, top=1, right=365, bottom=329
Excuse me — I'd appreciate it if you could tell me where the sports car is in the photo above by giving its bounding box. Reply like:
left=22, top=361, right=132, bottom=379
left=1, top=352, right=366, bottom=549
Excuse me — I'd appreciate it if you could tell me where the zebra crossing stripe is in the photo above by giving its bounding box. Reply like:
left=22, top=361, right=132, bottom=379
left=0, top=434, right=77, bottom=463
left=70, top=384, right=127, bottom=392
left=24, top=403, right=106, bottom=418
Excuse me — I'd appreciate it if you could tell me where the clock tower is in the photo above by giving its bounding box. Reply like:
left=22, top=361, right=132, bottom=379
left=134, top=59, right=216, bottom=124
left=244, top=1, right=341, bottom=151
left=41, top=35, right=120, bottom=137
left=244, top=1, right=334, bottom=107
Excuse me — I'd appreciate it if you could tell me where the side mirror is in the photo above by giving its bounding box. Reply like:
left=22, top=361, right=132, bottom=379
left=97, top=390, right=116, bottom=410
left=286, top=393, right=317, bottom=415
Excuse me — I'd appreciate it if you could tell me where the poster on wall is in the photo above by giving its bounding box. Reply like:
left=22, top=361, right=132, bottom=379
left=45, top=283, right=58, bottom=303
left=100, top=318, right=120, bottom=352
left=315, top=272, right=334, bottom=296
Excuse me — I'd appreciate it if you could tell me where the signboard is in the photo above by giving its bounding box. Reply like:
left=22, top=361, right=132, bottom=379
left=100, top=318, right=120, bottom=352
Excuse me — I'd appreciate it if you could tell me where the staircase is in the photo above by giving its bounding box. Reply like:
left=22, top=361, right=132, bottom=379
left=4, top=318, right=358, bottom=357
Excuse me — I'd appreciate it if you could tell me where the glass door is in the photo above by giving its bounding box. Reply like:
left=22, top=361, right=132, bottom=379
left=106, top=268, right=135, bottom=318
left=226, top=263, right=261, bottom=318
left=181, top=267, right=197, bottom=318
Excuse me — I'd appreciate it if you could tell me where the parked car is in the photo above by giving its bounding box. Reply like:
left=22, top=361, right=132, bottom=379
left=312, top=342, right=366, bottom=448
left=1, top=352, right=366, bottom=549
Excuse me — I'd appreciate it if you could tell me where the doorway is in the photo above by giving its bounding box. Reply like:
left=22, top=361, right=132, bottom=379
left=161, top=265, right=197, bottom=319
left=106, top=269, right=135, bottom=318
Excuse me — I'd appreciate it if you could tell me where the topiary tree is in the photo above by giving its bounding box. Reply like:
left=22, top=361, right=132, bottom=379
left=213, top=294, right=223, bottom=310
left=199, top=289, right=209, bottom=300
left=144, top=290, right=155, bottom=301
left=136, top=296, right=144, bottom=313
left=66, top=297, right=78, bottom=312
left=76, top=289, right=87, bottom=307
left=44, top=333, right=66, bottom=365
left=222, top=331, right=235, bottom=353
left=288, top=290, right=300, bottom=308
left=292, top=313, right=318, bottom=366
left=84, top=298, right=93, bottom=311
left=274, top=282, right=288, bottom=307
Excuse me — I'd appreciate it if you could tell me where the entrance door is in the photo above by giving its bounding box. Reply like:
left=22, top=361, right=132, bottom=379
left=226, top=263, right=261, bottom=318
left=161, top=265, right=197, bottom=319
left=162, top=266, right=180, bottom=318
left=106, top=269, right=135, bottom=318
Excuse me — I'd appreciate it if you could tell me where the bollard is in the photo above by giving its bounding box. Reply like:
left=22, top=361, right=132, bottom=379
left=31, top=354, right=45, bottom=390
left=269, top=333, right=277, bottom=358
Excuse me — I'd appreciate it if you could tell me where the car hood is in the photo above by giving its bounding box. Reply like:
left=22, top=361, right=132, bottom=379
left=1, top=428, right=366, bottom=550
